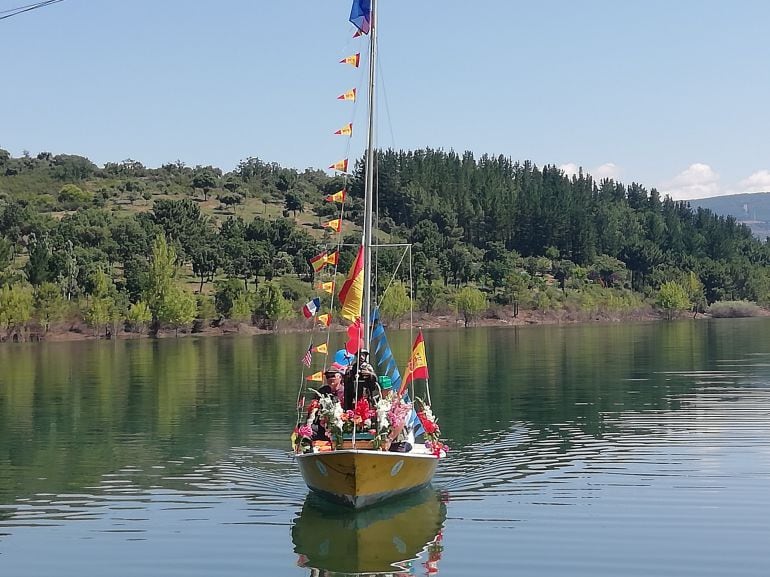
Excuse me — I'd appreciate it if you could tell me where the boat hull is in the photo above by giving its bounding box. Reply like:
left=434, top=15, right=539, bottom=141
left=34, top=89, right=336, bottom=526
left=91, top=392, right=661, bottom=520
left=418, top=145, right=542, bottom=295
left=296, top=448, right=438, bottom=509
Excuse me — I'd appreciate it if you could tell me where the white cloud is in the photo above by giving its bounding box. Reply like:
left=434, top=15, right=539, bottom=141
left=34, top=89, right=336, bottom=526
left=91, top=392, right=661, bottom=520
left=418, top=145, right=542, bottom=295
left=593, top=162, right=620, bottom=180
left=557, top=162, right=620, bottom=181
left=660, top=163, right=721, bottom=201
left=738, top=170, right=770, bottom=193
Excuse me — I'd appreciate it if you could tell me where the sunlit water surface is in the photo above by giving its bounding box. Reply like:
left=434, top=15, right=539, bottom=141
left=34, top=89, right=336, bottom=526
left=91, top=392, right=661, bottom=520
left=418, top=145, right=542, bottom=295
left=2, top=319, right=770, bottom=576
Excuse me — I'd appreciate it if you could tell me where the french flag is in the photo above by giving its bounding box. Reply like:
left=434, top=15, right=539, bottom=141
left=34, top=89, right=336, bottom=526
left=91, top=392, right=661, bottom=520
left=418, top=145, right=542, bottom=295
left=302, top=297, right=321, bottom=319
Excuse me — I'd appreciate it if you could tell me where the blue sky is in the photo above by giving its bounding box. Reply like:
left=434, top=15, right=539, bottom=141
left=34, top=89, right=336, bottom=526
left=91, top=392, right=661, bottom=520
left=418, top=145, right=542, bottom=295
left=2, top=0, right=769, bottom=201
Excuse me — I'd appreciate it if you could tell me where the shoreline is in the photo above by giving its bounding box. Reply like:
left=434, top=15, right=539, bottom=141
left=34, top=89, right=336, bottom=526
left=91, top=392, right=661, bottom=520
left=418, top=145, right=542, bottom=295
left=6, top=305, right=676, bottom=343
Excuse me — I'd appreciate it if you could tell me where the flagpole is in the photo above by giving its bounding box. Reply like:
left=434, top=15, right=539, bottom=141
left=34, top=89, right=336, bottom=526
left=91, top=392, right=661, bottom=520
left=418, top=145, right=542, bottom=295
left=362, top=0, right=376, bottom=351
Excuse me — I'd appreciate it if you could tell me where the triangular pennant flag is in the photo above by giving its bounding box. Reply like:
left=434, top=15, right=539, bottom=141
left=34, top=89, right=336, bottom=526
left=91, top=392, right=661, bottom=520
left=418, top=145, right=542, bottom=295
left=337, top=88, right=356, bottom=101
left=340, top=53, right=360, bottom=67
left=325, top=189, right=346, bottom=203
left=324, top=218, right=342, bottom=233
left=329, top=158, right=348, bottom=172
left=353, top=29, right=363, bottom=38
left=306, top=371, right=323, bottom=382
left=317, top=313, right=332, bottom=327
left=312, top=343, right=328, bottom=354
left=334, top=123, right=353, bottom=137
left=326, top=251, right=339, bottom=266
left=318, top=281, right=335, bottom=294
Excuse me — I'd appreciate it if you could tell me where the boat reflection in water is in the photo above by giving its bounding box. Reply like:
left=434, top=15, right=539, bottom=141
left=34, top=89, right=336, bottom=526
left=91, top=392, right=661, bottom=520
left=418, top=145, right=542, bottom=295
left=291, top=487, right=447, bottom=576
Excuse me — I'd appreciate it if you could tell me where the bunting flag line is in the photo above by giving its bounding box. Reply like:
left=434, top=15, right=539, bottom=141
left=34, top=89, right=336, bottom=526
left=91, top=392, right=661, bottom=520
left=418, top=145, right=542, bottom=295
left=349, top=0, right=372, bottom=34
left=302, top=297, right=321, bottom=318
left=325, top=189, right=346, bottom=203
left=301, top=346, right=313, bottom=367
left=329, top=158, right=349, bottom=172
left=312, top=343, right=328, bottom=354
left=337, top=88, right=356, bottom=101
left=318, top=281, right=335, bottom=294
left=339, top=244, right=364, bottom=321
left=306, top=371, right=323, bottom=382
left=401, top=330, right=429, bottom=393
left=334, top=123, right=353, bottom=137
left=340, top=53, right=360, bottom=67
left=317, top=313, right=332, bottom=327
left=324, top=218, right=342, bottom=233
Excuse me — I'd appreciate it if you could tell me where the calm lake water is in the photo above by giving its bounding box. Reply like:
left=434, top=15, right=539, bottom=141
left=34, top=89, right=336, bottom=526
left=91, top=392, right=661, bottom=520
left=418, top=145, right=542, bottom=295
left=2, top=319, right=770, bottom=576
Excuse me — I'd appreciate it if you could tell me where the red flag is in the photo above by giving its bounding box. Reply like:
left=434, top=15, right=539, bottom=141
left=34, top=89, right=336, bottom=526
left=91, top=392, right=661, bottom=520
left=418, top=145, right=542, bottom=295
left=325, top=189, right=346, bottom=203
left=337, top=88, right=356, bottom=101
left=329, top=159, right=348, bottom=172
left=334, top=123, right=353, bottom=137
left=400, top=330, right=429, bottom=393
left=339, top=245, right=364, bottom=321
left=340, top=53, right=360, bottom=67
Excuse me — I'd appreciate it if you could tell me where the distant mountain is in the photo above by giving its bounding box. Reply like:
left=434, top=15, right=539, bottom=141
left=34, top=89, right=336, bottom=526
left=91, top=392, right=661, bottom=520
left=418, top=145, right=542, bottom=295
left=688, top=192, right=770, bottom=239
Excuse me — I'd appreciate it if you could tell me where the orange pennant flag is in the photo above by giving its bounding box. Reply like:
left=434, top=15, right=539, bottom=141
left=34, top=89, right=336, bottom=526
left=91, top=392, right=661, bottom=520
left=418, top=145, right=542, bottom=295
left=312, top=343, right=328, bottom=354
left=317, top=313, right=331, bottom=327
left=306, top=371, right=324, bottom=382
left=334, top=123, right=353, bottom=137
left=324, top=218, right=342, bottom=233
left=326, top=251, right=339, bottom=266
left=325, top=189, right=346, bottom=203
left=318, top=281, right=335, bottom=294
left=339, top=245, right=364, bottom=321
left=340, top=53, right=360, bottom=67
left=329, top=158, right=348, bottom=172
left=337, top=88, right=356, bottom=101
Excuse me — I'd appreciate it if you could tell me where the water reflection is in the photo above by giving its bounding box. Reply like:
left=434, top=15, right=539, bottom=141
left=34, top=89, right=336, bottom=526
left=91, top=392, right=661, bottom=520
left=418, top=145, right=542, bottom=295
left=291, top=488, right=447, bottom=576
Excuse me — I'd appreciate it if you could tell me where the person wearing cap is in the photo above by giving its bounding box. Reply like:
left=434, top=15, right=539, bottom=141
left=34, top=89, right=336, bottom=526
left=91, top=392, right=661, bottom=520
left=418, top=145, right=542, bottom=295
left=318, top=368, right=344, bottom=404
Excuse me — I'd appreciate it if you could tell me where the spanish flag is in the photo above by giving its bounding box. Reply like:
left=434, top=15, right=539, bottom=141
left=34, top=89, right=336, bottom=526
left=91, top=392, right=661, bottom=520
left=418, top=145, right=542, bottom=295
left=340, top=53, right=360, bottom=67
left=306, top=371, right=324, bottom=382
left=324, top=218, right=342, bottom=233
left=339, top=245, right=364, bottom=321
left=312, top=343, right=328, bottom=354
left=325, top=189, right=346, bottom=203
left=318, top=281, right=335, bottom=294
left=329, top=158, right=348, bottom=172
left=400, top=330, right=429, bottom=393
left=310, top=251, right=330, bottom=272
left=317, top=313, right=332, bottom=327
left=337, top=88, right=356, bottom=101
left=334, top=123, right=353, bottom=137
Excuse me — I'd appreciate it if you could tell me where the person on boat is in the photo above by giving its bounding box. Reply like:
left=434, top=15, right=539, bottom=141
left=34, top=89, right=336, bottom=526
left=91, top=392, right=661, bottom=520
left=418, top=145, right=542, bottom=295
left=317, top=368, right=344, bottom=404
left=343, top=349, right=379, bottom=410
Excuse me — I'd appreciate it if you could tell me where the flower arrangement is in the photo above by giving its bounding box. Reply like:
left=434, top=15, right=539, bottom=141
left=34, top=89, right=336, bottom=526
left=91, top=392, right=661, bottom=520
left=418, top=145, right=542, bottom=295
left=414, top=397, right=447, bottom=457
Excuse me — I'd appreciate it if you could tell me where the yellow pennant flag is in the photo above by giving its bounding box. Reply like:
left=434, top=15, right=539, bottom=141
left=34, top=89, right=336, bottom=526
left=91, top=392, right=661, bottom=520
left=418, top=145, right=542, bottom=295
left=340, top=53, right=360, bottom=67
left=325, top=189, right=346, bottom=203
left=318, top=281, right=335, bottom=294
left=324, top=218, right=342, bottom=233
left=329, top=158, right=348, bottom=172
left=312, top=343, right=328, bottom=354
left=334, top=123, right=353, bottom=137
left=337, top=88, right=356, bottom=101
left=317, top=313, right=331, bottom=327
left=306, top=371, right=324, bottom=382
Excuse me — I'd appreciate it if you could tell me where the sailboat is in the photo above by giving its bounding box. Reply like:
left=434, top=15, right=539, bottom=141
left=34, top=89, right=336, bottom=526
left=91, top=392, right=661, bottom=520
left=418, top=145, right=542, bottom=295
left=291, top=0, right=445, bottom=509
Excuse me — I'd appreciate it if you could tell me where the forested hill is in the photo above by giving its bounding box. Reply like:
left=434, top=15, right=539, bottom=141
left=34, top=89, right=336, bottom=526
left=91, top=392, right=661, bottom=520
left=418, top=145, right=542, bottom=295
left=0, top=147, right=768, bottom=338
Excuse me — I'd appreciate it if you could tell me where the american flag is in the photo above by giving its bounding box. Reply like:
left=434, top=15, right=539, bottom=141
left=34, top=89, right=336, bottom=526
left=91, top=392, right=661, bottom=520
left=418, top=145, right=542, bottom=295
left=301, top=346, right=312, bottom=367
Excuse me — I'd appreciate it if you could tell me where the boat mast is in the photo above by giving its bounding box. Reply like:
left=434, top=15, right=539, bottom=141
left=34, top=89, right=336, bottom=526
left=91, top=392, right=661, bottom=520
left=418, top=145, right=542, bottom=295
left=362, top=0, right=377, bottom=351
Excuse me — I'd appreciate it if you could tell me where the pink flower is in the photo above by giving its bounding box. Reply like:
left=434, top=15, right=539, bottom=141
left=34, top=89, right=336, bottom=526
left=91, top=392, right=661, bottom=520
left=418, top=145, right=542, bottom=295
left=298, top=424, right=312, bottom=438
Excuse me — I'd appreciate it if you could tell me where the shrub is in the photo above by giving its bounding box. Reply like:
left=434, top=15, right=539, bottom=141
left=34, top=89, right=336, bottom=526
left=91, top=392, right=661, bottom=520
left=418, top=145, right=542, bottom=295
left=707, top=301, right=761, bottom=318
